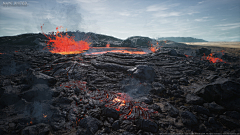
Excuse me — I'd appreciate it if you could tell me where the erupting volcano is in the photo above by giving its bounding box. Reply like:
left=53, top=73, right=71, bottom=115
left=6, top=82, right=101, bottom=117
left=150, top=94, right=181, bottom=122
left=41, top=25, right=158, bottom=55
left=1, top=24, right=240, bottom=135
left=41, top=25, right=91, bottom=55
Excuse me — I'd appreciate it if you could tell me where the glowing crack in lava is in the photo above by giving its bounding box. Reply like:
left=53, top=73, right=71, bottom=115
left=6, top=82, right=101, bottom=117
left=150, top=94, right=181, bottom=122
left=41, top=24, right=91, bottom=55
left=201, top=52, right=226, bottom=63
left=85, top=47, right=148, bottom=55
left=61, top=81, right=158, bottom=120
left=184, top=54, right=192, bottom=58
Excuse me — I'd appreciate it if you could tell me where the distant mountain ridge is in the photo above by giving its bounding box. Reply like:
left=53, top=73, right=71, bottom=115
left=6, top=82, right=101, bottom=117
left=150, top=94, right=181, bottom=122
left=157, top=37, right=208, bottom=42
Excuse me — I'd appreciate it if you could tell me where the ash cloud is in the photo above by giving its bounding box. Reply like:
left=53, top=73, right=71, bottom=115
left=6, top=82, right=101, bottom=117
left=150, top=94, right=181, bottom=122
left=30, top=0, right=85, bottom=34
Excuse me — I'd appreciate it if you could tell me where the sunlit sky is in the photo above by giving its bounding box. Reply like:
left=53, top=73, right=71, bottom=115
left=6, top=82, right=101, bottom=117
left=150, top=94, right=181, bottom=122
left=0, top=0, right=240, bottom=41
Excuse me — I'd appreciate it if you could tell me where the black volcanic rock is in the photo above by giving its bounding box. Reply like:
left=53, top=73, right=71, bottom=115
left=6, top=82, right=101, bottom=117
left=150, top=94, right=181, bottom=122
left=150, top=82, right=165, bottom=95
left=0, top=85, right=21, bottom=107
left=161, top=102, right=179, bottom=117
left=20, top=84, right=52, bottom=102
left=203, top=102, right=225, bottom=114
left=219, top=115, right=240, bottom=129
left=191, top=105, right=212, bottom=116
left=102, top=107, right=119, bottom=120
left=136, top=119, right=158, bottom=133
left=157, top=37, right=207, bottom=42
left=112, top=120, right=120, bottom=131
left=128, top=65, right=156, bottom=83
left=186, top=93, right=205, bottom=105
left=121, top=36, right=153, bottom=48
left=121, top=120, right=135, bottom=132
left=1, top=32, right=240, bottom=134
left=180, top=111, right=198, bottom=127
left=138, top=97, right=153, bottom=105
left=78, top=116, right=103, bottom=134
left=21, top=123, right=50, bottom=135
left=224, top=111, right=240, bottom=120
left=194, top=78, right=240, bottom=111
left=27, top=69, right=57, bottom=87
left=168, top=49, right=178, bottom=56
left=196, top=48, right=211, bottom=56
left=91, top=59, right=133, bottom=72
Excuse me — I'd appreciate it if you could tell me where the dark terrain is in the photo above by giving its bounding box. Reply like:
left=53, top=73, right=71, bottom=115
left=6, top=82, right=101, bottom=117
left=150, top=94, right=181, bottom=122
left=0, top=32, right=240, bottom=134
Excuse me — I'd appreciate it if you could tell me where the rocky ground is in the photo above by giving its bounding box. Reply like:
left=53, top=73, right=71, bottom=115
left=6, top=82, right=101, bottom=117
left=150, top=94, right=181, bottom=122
left=0, top=33, right=240, bottom=134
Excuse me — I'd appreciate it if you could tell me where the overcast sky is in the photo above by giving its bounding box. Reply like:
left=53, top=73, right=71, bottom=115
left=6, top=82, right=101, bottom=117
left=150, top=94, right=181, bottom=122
left=0, top=0, right=240, bottom=41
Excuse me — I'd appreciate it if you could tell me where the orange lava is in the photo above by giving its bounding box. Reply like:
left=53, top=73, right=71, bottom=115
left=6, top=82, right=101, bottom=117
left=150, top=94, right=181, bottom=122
left=86, top=50, right=147, bottom=55
left=106, top=43, right=110, bottom=47
left=61, top=80, right=158, bottom=120
left=41, top=24, right=91, bottom=55
left=41, top=24, right=161, bottom=55
left=201, top=53, right=226, bottom=63
left=150, top=45, right=157, bottom=53
left=184, top=54, right=192, bottom=58
left=43, top=114, right=47, bottom=118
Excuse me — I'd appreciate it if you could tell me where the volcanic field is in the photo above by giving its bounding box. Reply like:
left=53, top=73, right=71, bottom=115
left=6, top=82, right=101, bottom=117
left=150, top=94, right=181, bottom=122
left=0, top=28, right=240, bottom=135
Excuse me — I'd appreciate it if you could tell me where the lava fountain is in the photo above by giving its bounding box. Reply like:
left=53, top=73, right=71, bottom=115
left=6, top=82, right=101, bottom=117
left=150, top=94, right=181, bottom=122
left=41, top=24, right=91, bottom=55
left=41, top=25, right=159, bottom=55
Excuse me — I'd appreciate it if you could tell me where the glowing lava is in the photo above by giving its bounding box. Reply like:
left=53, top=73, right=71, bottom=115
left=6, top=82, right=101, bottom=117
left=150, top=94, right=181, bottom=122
left=41, top=24, right=160, bottom=55
left=85, top=47, right=148, bottom=55
left=43, top=114, right=47, bottom=118
left=184, top=54, right=192, bottom=58
left=61, top=81, right=158, bottom=120
left=201, top=53, right=226, bottom=63
left=41, top=24, right=91, bottom=55
left=106, top=43, right=110, bottom=47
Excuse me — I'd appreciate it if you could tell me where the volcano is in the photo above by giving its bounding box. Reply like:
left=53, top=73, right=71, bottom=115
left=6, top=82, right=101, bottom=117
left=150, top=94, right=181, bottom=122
left=0, top=29, right=240, bottom=134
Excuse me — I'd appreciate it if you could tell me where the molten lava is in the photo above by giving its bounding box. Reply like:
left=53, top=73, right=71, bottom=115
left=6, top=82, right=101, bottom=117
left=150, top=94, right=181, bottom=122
left=201, top=53, right=226, bottom=63
left=184, top=54, right=192, bottom=58
left=41, top=25, right=91, bottom=55
left=43, top=114, right=47, bottom=118
left=106, top=43, right=110, bottom=47
left=41, top=25, right=160, bottom=55
left=61, top=80, right=158, bottom=120
left=150, top=44, right=157, bottom=53
left=85, top=47, right=148, bottom=55
left=93, top=91, right=158, bottom=120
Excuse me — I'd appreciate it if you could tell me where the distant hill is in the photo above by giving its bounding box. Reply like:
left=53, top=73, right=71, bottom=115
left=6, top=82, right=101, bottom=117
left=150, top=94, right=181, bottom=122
left=157, top=37, right=208, bottom=42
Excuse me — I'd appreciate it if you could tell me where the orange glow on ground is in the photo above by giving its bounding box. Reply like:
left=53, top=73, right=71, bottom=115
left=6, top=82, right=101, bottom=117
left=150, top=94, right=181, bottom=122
left=201, top=53, right=226, bottom=63
left=184, top=54, right=192, bottom=58
left=85, top=47, right=148, bottom=55
left=86, top=50, right=147, bottom=55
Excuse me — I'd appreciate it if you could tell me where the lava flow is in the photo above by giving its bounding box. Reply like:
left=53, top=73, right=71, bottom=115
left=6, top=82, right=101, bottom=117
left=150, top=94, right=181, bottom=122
left=41, top=25, right=159, bottom=55
left=91, top=90, right=158, bottom=120
left=201, top=53, right=226, bottom=63
left=61, top=80, right=158, bottom=120
left=41, top=25, right=91, bottom=55
left=85, top=47, right=148, bottom=55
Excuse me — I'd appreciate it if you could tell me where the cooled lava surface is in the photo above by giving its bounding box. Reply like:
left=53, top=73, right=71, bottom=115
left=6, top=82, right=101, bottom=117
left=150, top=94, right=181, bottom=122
left=0, top=30, right=240, bottom=134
